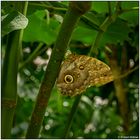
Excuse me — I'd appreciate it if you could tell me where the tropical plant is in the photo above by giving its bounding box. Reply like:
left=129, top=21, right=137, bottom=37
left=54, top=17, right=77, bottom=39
left=1, top=1, right=139, bottom=139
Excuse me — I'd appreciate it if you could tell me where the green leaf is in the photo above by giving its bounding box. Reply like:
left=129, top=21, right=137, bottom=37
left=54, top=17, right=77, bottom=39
left=92, top=1, right=116, bottom=13
left=23, top=10, right=60, bottom=45
left=101, top=18, right=131, bottom=46
left=1, top=1, right=16, bottom=15
left=2, top=11, right=28, bottom=37
left=72, top=26, right=97, bottom=44
left=119, top=2, right=139, bottom=26
left=72, top=17, right=131, bottom=48
left=120, top=10, right=138, bottom=26
left=121, top=1, right=138, bottom=9
left=80, top=12, right=100, bottom=31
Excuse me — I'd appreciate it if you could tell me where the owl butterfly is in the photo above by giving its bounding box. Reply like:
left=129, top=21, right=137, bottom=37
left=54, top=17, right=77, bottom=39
left=57, top=54, right=114, bottom=97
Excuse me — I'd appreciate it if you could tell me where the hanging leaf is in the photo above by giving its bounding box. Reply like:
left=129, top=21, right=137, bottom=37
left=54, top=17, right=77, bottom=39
left=2, top=11, right=28, bottom=37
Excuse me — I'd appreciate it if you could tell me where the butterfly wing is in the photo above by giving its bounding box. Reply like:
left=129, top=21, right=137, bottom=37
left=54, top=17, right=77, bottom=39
left=57, top=54, right=114, bottom=96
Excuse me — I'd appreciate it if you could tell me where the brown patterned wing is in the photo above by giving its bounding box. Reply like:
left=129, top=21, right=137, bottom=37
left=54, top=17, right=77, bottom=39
left=57, top=54, right=114, bottom=96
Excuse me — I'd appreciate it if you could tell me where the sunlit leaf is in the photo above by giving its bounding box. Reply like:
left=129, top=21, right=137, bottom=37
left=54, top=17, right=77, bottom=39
left=2, top=11, right=28, bottom=37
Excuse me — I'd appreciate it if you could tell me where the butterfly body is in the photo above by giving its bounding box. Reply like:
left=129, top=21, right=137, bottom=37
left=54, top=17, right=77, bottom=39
left=57, top=54, right=113, bottom=96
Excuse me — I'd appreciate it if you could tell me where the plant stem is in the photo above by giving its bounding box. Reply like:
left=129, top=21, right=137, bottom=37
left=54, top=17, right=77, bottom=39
left=25, top=2, right=91, bottom=138
left=105, top=45, right=130, bottom=132
left=2, top=31, right=20, bottom=138
left=89, top=2, right=121, bottom=56
left=19, top=1, right=28, bottom=59
left=89, top=16, right=113, bottom=56
left=19, top=42, right=44, bottom=70
left=116, top=65, right=139, bottom=80
left=63, top=95, right=82, bottom=138
left=108, top=1, right=112, bottom=16
left=1, top=2, right=28, bottom=138
left=29, top=2, right=67, bottom=12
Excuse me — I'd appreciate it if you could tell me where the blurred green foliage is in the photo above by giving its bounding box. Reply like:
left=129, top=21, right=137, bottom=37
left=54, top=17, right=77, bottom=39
left=1, top=1, right=139, bottom=139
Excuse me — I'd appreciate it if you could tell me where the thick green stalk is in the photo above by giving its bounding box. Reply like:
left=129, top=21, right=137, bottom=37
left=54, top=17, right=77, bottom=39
left=26, top=2, right=91, bottom=138
left=2, top=31, right=20, bottom=138
left=2, top=2, right=28, bottom=138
